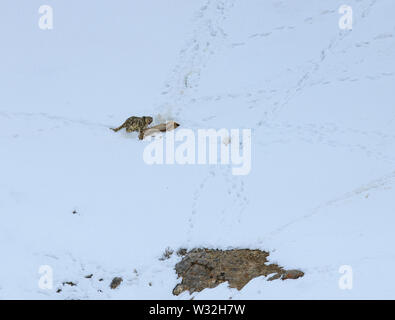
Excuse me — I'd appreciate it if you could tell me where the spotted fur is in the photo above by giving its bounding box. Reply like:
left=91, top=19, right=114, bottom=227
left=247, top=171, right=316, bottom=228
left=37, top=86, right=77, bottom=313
left=111, top=116, right=153, bottom=139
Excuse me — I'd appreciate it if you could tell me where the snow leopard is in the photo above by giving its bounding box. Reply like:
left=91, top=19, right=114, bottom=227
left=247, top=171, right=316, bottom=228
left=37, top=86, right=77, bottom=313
left=111, top=116, right=153, bottom=140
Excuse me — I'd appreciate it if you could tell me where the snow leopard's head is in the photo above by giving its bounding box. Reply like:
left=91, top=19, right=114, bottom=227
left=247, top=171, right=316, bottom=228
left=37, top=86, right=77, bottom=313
left=142, top=116, right=153, bottom=126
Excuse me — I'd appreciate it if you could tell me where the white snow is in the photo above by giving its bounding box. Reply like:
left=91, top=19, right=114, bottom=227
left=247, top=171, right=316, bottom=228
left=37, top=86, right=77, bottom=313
left=1, top=0, right=395, bottom=299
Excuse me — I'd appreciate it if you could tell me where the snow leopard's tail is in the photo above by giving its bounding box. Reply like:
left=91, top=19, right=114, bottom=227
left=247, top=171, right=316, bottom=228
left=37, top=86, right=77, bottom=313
left=110, top=124, right=124, bottom=132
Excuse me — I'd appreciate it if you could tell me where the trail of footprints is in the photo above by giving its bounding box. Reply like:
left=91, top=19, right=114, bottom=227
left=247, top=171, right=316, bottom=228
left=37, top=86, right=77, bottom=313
left=156, top=0, right=235, bottom=118
left=265, top=169, right=395, bottom=239
left=187, top=166, right=248, bottom=243
left=257, top=121, right=395, bottom=164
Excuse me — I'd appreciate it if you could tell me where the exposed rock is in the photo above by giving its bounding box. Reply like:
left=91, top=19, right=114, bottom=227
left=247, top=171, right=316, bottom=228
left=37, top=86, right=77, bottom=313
left=110, top=277, right=123, bottom=289
left=159, top=247, right=174, bottom=261
left=173, top=284, right=188, bottom=296
left=176, top=248, right=188, bottom=257
left=173, top=248, right=303, bottom=295
left=267, top=273, right=282, bottom=281
left=281, top=269, right=304, bottom=280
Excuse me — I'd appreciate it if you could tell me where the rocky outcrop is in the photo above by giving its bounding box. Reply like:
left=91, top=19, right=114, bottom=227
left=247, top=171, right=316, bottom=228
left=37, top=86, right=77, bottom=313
left=173, top=248, right=304, bottom=295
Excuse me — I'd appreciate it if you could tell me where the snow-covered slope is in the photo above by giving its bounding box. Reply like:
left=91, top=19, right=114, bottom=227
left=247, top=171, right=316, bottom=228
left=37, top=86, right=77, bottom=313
left=1, top=0, right=395, bottom=299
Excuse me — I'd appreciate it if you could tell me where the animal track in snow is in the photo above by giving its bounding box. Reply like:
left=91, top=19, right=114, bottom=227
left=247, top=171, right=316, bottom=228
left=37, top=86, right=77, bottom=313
left=155, top=0, right=236, bottom=118
left=256, top=121, right=395, bottom=164
left=266, top=169, right=395, bottom=239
